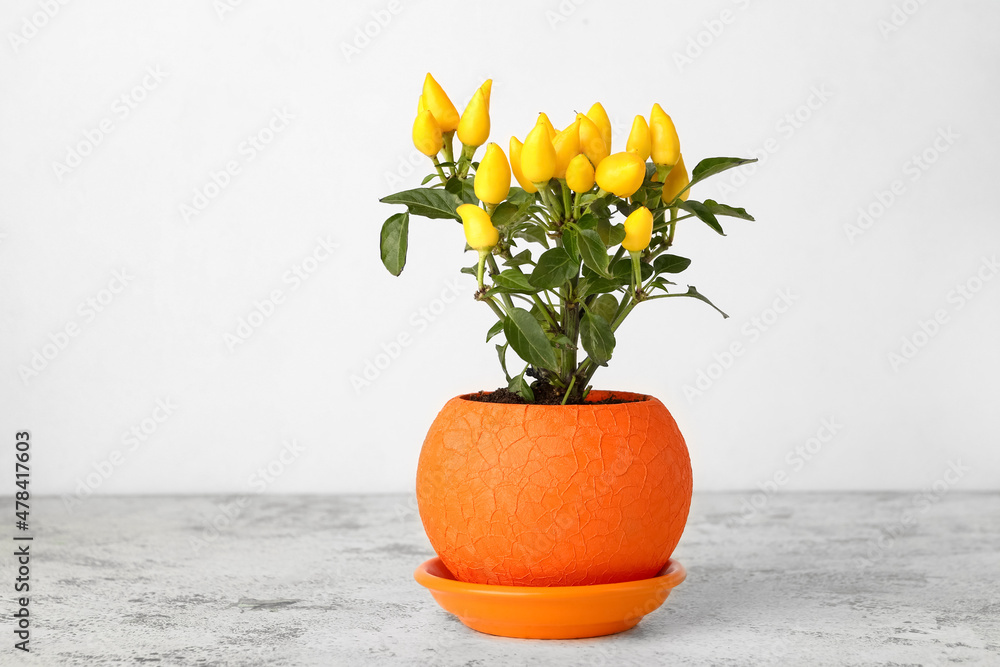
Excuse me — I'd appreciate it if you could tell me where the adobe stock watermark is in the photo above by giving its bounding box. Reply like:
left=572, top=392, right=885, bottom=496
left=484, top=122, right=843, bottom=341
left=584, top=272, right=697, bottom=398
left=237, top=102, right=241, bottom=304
left=178, top=107, right=294, bottom=223
left=843, top=126, right=958, bottom=244
left=728, top=417, right=844, bottom=526
left=225, top=235, right=339, bottom=351
left=714, top=84, right=833, bottom=198
left=384, top=148, right=435, bottom=189
left=7, top=0, right=72, bottom=54
left=887, top=255, right=998, bottom=372
left=340, top=0, right=403, bottom=63
left=214, top=0, right=249, bottom=21
left=878, top=0, right=930, bottom=39
left=545, top=0, right=587, bottom=30
left=17, top=268, right=134, bottom=385
left=672, top=0, right=754, bottom=72
left=857, top=459, right=968, bottom=568
left=682, top=288, right=798, bottom=403
left=60, top=397, right=178, bottom=512
left=350, top=277, right=467, bottom=394
left=52, top=65, right=168, bottom=182
left=189, top=439, right=306, bottom=553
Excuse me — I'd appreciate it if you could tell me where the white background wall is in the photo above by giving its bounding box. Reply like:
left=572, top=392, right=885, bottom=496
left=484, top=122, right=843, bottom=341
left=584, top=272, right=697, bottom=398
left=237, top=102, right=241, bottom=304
left=1, top=0, right=998, bottom=498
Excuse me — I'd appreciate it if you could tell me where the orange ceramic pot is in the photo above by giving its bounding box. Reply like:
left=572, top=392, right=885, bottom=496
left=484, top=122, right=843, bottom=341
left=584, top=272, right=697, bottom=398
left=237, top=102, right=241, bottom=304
left=416, top=391, right=692, bottom=587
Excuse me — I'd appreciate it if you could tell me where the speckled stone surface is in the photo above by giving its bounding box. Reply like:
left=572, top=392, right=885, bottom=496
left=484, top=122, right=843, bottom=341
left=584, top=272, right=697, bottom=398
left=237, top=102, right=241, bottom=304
left=6, top=493, right=998, bottom=666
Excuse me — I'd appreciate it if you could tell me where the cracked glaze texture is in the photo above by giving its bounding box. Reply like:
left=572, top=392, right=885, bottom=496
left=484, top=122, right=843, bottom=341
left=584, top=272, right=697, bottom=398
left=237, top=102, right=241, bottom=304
left=416, top=391, right=692, bottom=587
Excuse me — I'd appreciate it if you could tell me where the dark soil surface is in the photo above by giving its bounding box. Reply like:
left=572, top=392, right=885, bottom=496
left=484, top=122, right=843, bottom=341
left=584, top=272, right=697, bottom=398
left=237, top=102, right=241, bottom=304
left=465, top=386, right=638, bottom=405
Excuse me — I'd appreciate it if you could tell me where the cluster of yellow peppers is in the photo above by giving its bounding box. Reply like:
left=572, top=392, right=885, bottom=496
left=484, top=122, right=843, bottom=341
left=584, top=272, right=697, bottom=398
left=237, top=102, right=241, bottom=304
left=412, top=74, right=691, bottom=260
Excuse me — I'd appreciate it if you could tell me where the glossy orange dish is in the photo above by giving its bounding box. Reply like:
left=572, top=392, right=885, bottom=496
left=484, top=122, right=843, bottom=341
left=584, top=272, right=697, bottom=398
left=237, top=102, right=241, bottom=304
left=417, top=392, right=692, bottom=587
left=414, top=556, right=686, bottom=639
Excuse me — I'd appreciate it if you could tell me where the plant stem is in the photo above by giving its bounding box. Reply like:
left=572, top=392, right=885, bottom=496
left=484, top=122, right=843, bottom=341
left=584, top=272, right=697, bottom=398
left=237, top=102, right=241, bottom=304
left=535, top=183, right=558, bottom=217
left=560, top=180, right=572, bottom=222
left=441, top=131, right=456, bottom=176
left=475, top=250, right=488, bottom=290
left=630, top=251, right=642, bottom=296
left=457, top=144, right=476, bottom=179
left=561, top=375, right=576, bottom=405
left=651, top=213, right=693, bottom=234
left=485, top=254, right=514, bottom=311
left=531, top=294, right=559, bottom=330
left=575, top=296, right=638, bottom=389
left=430, top=156, right=447, bottom=184
left=480, top=294, right=505, bottom=320
left=666, top=207, right=678, bottom=248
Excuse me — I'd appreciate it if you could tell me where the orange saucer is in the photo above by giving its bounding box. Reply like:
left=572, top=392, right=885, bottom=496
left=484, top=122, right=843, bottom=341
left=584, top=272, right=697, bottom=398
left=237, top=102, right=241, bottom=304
left=414, top=557, right=686, bottom=639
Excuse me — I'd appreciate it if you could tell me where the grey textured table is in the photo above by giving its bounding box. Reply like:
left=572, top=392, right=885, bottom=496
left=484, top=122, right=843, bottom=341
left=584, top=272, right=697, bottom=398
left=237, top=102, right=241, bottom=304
left=7, top=493, right=999, bottom=666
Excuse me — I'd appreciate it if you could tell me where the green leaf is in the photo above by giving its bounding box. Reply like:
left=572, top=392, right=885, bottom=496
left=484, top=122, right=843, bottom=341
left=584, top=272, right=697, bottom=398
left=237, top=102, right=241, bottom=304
left=591, top=293, right=618, bottom=324
left=490, top=201, right=519, bottom=227
left=653, top=254, right=691, bottom=274
left=577, top=274, right=620, bottom=297
left=505, top=187, right=537, bottom=222
left=420, top=173, right=438, bottom=185
left=460, top=264, right=478, bottom=276
left=445, top=177, right=478, bottom=205
left=678, top=200, right=725, bottom=235
left=517, top=223, right=550, bottom=248
left=578, top=229, right=611, bottom=277
left=689, top=157, right=758, bottom=188
left=648, top=277, right=676, bottom=292
left=530, top=248, right=578, bottom=290
left=503, top=307, right=558, bottom=370
left=380, top=188, right=462, bottom=220
left=684, top=286, right=729, bottom=318
left=496, top=343, right=511, bottom=381
left=508, top=372, right=534, bottom=401
left=562, top=227, right=580, bottom=263
left=589, top=196, right=612, bottom=221
left=507, top=187, right=535, bottom=208
left=379, top=213, right=409, bottom=276
left=503, top=249, right=534, bottom=267
left=491, top=270, right=537, bottom=292
left=575, top=213, right=598, bottom=231
left=612, top=258, right=652, bottom=282
left=580, top=311, right=616, bottom=366
left=702, top=199, right=755, bottom=221
left=486, top=320, right=504, bottom=343
left=607, top=223, right=626, bottom=246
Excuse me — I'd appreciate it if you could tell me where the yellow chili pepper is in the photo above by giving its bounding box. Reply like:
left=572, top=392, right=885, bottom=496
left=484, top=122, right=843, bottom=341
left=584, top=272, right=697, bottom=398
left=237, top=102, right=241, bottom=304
left=565, top=153, right=595, bottom=193
left=595, top=151, right=646, bottom=198
left=457, top=89, right=490, bottom=147
left=412, top=109, right=443, bottom=157
left=622, top=206, right=653, bottom=252
left=421, top=74, right=460, bottom=132
left=586, top=103, right=612, bottom=153
left=458, top=204, right=499, bottom=250
left=577, top=113, right=609, bottom=168
left=474, top=143, right=511, bottom=205
left=520, top=119, right=557, bottom=184
left=537, top=112, right=558, bottom=140
left=552, top=119, right=581, bottom=179
left=649, top=103, right=680, bottom=167
left=478, top=79, right=492, bottom=107
left=626, top=115, right=651, bottom=162
left=509, top=137, right=538, bottom=194
left=661, top=153, right=690, bottom=203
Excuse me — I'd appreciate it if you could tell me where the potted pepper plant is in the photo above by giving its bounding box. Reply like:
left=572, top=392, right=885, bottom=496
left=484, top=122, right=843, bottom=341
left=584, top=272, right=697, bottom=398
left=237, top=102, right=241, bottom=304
left=379, top=74, right=756, bottom=638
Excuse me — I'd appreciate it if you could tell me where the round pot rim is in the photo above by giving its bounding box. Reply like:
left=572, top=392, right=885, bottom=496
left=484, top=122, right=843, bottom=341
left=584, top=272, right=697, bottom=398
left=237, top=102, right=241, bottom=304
left=455, top=389, right=653, bottom=407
